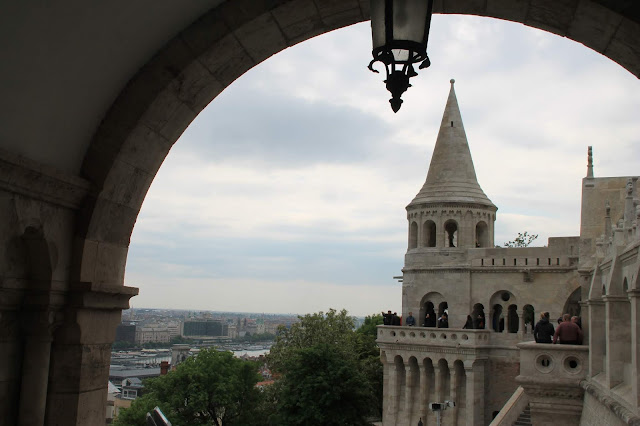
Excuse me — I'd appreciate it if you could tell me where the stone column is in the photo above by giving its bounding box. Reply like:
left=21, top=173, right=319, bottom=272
left=603, top=295, right=630, bottom=388
left=45, top=283, right=137, bottom=426
left=587, top=299, right=605, bottom=378
left=405, top=361, right=416, bottom=425
left=419, top=362, right=430, bottom=424
left=18, top=309, right=59, bottom=426
left=629, top=290, right=640, bottom=407
left=434, top=365, right=442, bottom=402
left=579, top=300, right=589, bottom=344
left=450, top=367, right=459, bottom=426
left=0, top=308, right=22, bottom=425
left=519, top=309, right=526, bottom=337
left=465, top=361, right=485, bottom=426
left=437, top=217, right=444, bottom=248
left=385, top=360, right=399, bottom=425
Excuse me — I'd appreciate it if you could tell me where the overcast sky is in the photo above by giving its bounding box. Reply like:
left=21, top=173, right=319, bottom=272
left=124, top=15, right=640, bottom=317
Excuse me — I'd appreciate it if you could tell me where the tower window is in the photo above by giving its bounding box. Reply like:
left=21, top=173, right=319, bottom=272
left=450, top=121, right=453, bottom=127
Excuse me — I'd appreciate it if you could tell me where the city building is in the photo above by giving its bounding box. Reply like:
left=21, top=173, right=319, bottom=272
left=135, top=325, right=171, bottom=344
left=378, top=81, right=639, bottom=425
left=115, top=323, right=137, bottom=344
left=182, top=319, right=228, bottom=338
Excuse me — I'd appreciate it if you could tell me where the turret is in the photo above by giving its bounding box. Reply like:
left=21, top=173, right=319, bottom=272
left=406, top=79, right=497, bottom=251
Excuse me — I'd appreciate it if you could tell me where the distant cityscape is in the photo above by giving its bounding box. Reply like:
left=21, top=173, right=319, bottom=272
left=107, top=308, right=368, bottom=422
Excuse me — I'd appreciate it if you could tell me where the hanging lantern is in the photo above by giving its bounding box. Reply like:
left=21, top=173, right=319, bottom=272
left=369, top=0, right=434, bottom=112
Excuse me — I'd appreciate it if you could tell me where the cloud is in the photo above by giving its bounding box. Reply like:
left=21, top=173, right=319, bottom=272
left=126, top=16, right=640, bottom=316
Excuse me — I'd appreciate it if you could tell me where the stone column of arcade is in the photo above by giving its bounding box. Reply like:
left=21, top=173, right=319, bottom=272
left=629, top=289, right=640, bottom=406
left=384, top=356, right=399, bottom=425
left=603, top=295, right=630, bottom=388
left=450, top=366, right=459, bottom=425
left=18, top=311, right=56, bottom=425
left=464, top=361, right=485, bottom=426
left=404, top=360, right=416, bottom=425
left=587, top=299, right=605, bottom=377
left=434, top=364, right=443, bottom=402
left=419, top=362, right=430, bottom=423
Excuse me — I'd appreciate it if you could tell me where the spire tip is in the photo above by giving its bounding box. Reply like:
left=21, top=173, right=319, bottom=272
left=450, top=78, right=455, bottom=85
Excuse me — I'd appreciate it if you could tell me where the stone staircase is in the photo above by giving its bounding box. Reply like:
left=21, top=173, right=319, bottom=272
left=513, top=404, right=532, bottom=426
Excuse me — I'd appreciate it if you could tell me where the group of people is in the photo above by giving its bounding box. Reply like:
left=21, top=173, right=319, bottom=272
left=381, top=310, right=449, bottom=327
left=382, top=310, right=402, bottom=326
left=463, top=314, right=485, bottom=329
left=534, top=312, right=583, bottom=344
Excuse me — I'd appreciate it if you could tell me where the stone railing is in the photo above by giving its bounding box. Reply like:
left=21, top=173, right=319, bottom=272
left=516, top=341, right=589, bottom=426
left=489, top=386, right=529, bottom=426
left=377, top=325, right=534, bottom=348
left=377, top=325, right=491, bottom=348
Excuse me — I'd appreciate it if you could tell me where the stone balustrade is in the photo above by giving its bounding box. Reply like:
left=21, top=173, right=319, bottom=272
left=516, top=341, right=589, bottom=426
left=377, top=326, right=491, bottom=348
left=377, top=325, right=534, bottom=348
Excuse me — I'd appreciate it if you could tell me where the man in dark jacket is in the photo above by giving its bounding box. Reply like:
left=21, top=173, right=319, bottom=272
left=437, top=313, right=449, bottom=328
left=554, top=314, right=583, bottom=344
left=534, top=312, right=555, bottom=343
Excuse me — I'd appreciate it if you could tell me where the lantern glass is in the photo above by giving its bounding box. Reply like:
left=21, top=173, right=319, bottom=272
left=370, top=0, right=386, bottom=49
left=392, top=0, right=428, bottom=45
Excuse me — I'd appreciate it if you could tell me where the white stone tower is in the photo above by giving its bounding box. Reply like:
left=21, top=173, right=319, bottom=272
left=403, top=79, right=497, bottom=327
left=406, top=79, right=496, bottom=253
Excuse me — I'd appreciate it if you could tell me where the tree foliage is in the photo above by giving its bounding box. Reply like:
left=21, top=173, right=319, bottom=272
left=266, top=309, right=382, bottom=424
left=269, top=344, right=373, bottom=426
left=504, top=231, right=539, bottom=248
left=268, top=309, right=358, bottom=372
left=114, top=349, right=262, bottom=426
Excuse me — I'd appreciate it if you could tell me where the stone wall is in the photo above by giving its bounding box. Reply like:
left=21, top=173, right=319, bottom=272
left=580, top=391, right=629, bottom=426
left=485, top=360, right=520, bottom=423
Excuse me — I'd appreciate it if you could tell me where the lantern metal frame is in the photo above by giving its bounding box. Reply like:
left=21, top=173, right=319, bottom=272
left=368, top=0, right=434, bottom=112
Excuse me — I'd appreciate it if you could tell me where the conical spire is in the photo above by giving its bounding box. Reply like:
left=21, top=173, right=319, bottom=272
left=409, top=79, right=496, bottom=208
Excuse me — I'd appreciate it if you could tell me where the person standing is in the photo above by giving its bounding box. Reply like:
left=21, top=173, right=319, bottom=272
left=382, top=310, right=393, bottom=325
left=463, top=315, right=473, bottom=329
left=553, top=314, right=583, bottom=344
left=424, top=309, right=437, bottom=327
left=534, top=312, right=554, bottom=343
left=437, top=313, right=449, bottom=328
left=405, top=312, right=416, bottom=326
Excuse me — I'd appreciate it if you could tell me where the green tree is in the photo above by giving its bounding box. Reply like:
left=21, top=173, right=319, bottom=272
left=504, top=231, right=538, bottom=247
left=268, top=309, right=358, bottom=372
left=356, top=314, right=384, bottom=339
left=267, top=309, right=382, bottom=423
left=270, top=344, right=373, bottom=426
left=114, top=349, right=263, bottom=426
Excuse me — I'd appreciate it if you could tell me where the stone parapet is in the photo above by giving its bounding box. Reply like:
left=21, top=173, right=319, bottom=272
left=516, top=341, right=589, bottom=426
left=378, top=326, right=491, bottom=349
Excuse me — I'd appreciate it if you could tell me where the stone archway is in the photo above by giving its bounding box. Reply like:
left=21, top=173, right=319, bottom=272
left=7, top=1, right=638, bottom=424
left=77, top=0, right=640, bottom=297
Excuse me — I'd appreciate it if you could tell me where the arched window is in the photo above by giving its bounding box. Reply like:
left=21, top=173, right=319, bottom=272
left=507, top=304, right=519, bottom=333
left=437, top=301, right=449, bottom=328
left=409, top=221, right=418, bottom=249
left=523, top=304, right=535, bottom=333
left=423, top=220, right=436, bottom=247
left=475, top=221, right=489, bottom=247
left=492, top=304, right=503, bottom=332
left=444, top=220, right=458, bottom=248
left=472, top=303, right=486, bottom=329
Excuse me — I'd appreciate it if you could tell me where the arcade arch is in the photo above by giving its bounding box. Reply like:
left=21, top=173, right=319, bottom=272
left=420, top=292, right=447, bottom=328
left=423, top=220, right=437, bottom=247
left=2, top=1, right=640, bottom=424
left=444, top=220, right=458, bottom=248
left=475, top=221, right=489, bottom=247
left=409, top=222, right=419, bottom=249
